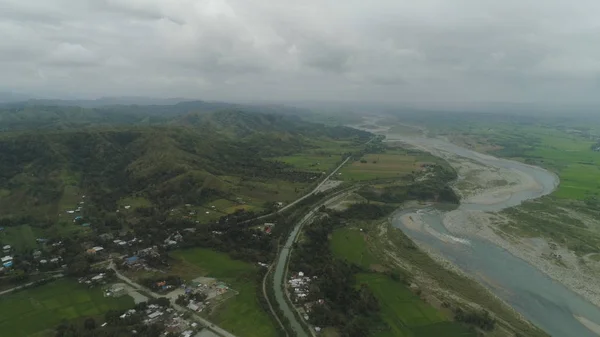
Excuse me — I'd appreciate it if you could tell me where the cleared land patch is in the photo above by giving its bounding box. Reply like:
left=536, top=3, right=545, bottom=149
left=339, top=152, right=418, bottom=181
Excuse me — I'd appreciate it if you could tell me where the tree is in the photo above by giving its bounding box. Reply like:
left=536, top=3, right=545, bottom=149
left=67, top=254, right=90, bottom=277
left=84, top=317, right=96, bottom=330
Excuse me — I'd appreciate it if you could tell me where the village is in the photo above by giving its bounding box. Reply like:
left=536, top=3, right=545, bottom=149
left=0, top=194, right=279, bottom=337
left=287, top=271, right=325, bottom=334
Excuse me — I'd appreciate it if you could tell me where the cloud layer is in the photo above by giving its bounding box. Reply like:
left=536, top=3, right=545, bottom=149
left=2, top=0, right=600, bottom=103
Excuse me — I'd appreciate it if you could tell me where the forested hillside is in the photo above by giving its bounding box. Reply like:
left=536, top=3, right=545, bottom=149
left=0, top=106, right=370, bottom=229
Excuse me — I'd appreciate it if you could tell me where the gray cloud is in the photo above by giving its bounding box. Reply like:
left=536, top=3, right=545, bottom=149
left=1, top=0, right=600, bottom=104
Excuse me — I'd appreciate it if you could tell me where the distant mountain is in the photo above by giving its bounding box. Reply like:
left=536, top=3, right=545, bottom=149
left=0, top=91, right=31, bottom=103
left=0, top=100, right=315, bottom=132
left=25, top=96, right=194, bottom=108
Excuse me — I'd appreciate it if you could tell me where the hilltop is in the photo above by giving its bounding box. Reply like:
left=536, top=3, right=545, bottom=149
left=0, top=107, right=370, bottom=235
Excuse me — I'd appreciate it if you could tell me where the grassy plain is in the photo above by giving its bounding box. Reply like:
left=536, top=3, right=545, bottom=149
left=328, top=213, right=548, bottom=337
left=330, top=229, right=376, bottom=269
left=357, top=274, right=475, bottom=337
left=330, top=226, right=476, bottom=337
left=0, top=280, right=133, bottom=337
left=339, top=148, right=421, bottom=181
left=437, top=123, right=600, bottom=201
left=170, top=248, right=276, bottom=337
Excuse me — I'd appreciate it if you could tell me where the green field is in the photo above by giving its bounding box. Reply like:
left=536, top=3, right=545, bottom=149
left=1, top=225, right=40, bottom=252
left=0, top=280, right=133, bottom=337
left=171, top=248, right=277, bottom=337
left=274, top=154, right=342, bottom=173
left=118, top=196, right=152, bottom=209
left=331, top=229, right=376, bottom=269
left=357, top=274, right=474, bottom=337
left=444, top=123, right=600, bottom=200
left=330, top=227, right=475, bottom=337
left=339, top=150, right=430, bottom=181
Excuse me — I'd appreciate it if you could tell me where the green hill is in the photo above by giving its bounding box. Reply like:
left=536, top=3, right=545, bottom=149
left=0, top=108, right=370, bottom=234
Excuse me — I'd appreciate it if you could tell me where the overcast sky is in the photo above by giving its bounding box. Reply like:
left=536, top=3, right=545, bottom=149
left=2, top=0, right=600, bottom=104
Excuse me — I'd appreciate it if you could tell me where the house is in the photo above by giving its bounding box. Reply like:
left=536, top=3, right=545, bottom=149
left=148, top=311, right=163, bottom=319
left=124, top=205, right=131, bottom=210
left=2, top=256, right=13, bottom=268
left=187, top=303, right=200, bottom=311
left=125, top=256, right=139, bottom=265
left=99, top=233, right=114, bottom=241
left=91, top=274, right=104, bottom=281
left=50, top=257, right=60, bottom=263
left=33, top=250, right=42, bottom=259
left=40, top=259, right=48, bottom=264
left=2, top=245, right=11, bottom=253
left=81, top=223, right=91, bottom=227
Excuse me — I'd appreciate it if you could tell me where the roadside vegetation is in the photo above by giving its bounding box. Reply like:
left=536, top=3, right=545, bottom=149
left=281, top=146, right=534, bottom=337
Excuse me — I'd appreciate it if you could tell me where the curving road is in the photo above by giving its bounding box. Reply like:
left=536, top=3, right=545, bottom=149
left=110, top=263, right=236, bottom=337
left=271, top=187, right=356, bottom=337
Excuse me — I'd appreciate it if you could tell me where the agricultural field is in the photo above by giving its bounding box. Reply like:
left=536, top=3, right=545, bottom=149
left=274, top=154, right=341, bottom=173
left=357, top=274, right=475, bottom=337
left=170, top=248, right=277, bottom=337
left=330, top=228, right=376, bottom=269
left=0, top=280, right=133, bottom=337
left=440, top=123, right=600, bottom=201
left=339, top=150, right=419, bottom=181
left=0, top=221, right=88, bottom=254
left=330, top=227, right=475, bottom=337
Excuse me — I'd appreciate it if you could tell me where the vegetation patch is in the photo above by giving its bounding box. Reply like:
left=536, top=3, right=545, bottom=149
left=356, top=273, right=475, bottom=337
left=0, top=280, right=133, bottom=337
left=340, top=152, right=418, bottom=181
left=331, top=229, right=376, bottom=269
left=170, top=248, right=277, bottom=337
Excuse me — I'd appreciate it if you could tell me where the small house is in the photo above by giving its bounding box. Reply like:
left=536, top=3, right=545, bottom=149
left=125, top=256, right=139, bottom=265
left=2, top=245, right=10, bottom=253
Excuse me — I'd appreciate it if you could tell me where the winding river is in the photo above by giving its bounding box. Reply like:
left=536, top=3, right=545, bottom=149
left=388, top=134, right=600, bottom=337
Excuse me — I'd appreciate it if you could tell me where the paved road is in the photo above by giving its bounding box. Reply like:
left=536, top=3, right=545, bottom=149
left=249, top=156, right=351, bottom=223
left=0, top=273, right=64, bottom=296
left=271, top=188, right=357, bottom=337
left=110, top=263, right=237, bottom=337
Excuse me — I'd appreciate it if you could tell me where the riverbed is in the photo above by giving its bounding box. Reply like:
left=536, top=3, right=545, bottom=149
left=385, top=133, right=600, bottom=337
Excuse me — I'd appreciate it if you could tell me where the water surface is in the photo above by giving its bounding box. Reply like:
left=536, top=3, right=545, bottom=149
left=390, top=135, right=600, bottom=337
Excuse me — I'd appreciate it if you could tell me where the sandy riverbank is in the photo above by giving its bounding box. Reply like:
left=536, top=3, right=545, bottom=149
left=385, top=126, right=600, bottom=310
left=443, top=209, right=600, bottom=310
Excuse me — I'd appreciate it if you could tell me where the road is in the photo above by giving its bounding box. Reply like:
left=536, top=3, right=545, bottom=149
left=0, top=273, right=64, bottom=296
left=270, top=188, right=357, bottom=337
left=109, top=263, right=237, bottom=337
left=249, top=156, right=351, bottom=223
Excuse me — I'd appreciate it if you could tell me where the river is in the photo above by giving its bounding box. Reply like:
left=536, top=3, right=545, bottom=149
left=387, top=134, right=600, bottom=337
